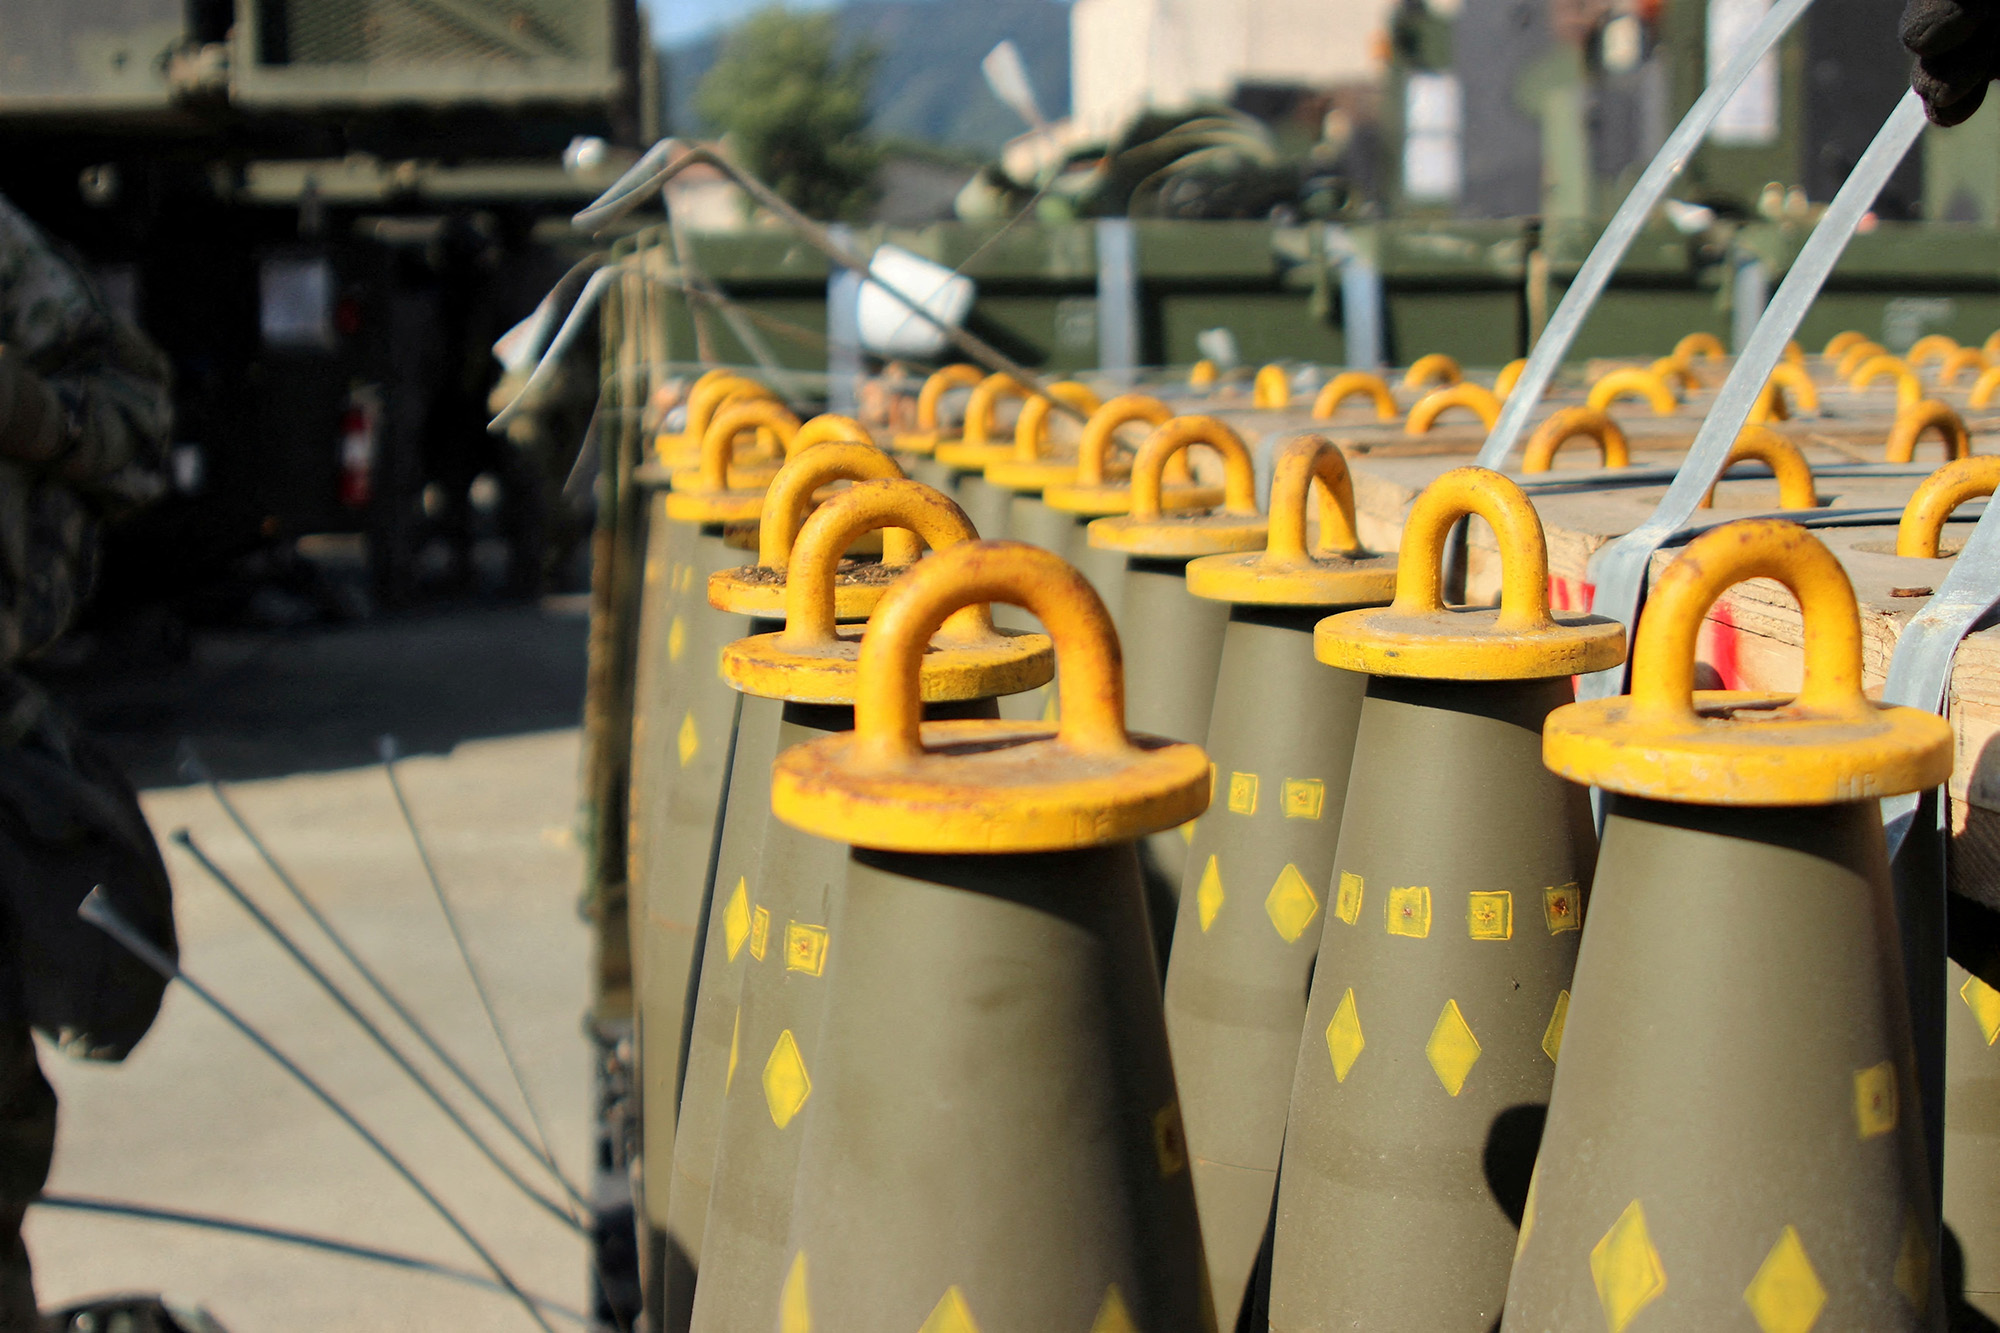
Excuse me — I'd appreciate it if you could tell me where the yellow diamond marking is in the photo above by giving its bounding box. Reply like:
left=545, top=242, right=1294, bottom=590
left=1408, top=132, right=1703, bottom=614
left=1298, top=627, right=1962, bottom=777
left=763, top=1029, right=812, bottom=1129
left=1326, top=987, right=1364, bottom=1082
left=1591, top=1200, right=1667, bottom=1333
left=1545, top=882, right=1583, bottom=933
left=726, top=1007, right=740, bottom=1094
left=668, top=614, right=687, bottom=663
left=785, top=921, right=829, bottom=976
left=918, top=1285, right=981, bottom=1333
left=1426, top=998, right=1482, bottom=1096
left=723, top=878, right=751, bottom=961
left=1744, top=1225, right=1826, bottom=1333
left=1179, top=819, right=1196, bottom=845
left=1152, top=1102, right=1187, bottom=1176
left=1542, top=989, right=1571, bottom=1064
left=1895, top=1207, right=1930, bottom=1312
left=780, top=1251, right=810, bottom=1333
left=1517, top=1168, right=1539, bottom=1258
left=1282, top=777, right=1325, bottom=819
left=1196, top=856, right=1225, bottom=932
left=1854, top=1061, right=1898, bottom=1140
left=1228, top=771, right=1260, bottom=815
left=1090, top=1285, right=1137, bottom=1333
left=750, top=906, right=771, bottom=961
left=1335, top=871, right=1363, bottom=925
left=1469, top=890, right=1513, bottom=940
left=1265, top=864, right=1321, bottom=943
left=1386, top=885, right=1432, bottom=938
left=677, top=711, right=699, bottom=767
left=1961, top=973, right=2000, bottom=1045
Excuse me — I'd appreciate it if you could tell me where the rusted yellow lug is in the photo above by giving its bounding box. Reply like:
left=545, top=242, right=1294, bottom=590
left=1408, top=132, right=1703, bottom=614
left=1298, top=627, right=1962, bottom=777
left=1674, top=331, right=1726, bottom=363
left=1850, top=354, right=1922, bottom=408
left=1698, top=426, right=1818, bottom=510
left=663, top=400, right=803, bottom=524
left=1494, top=357, right=1527, bottom=398
left=1520, top=407, right=1629, bottom=473
left=1586, top=366, right=1677, bottom=416
left=893, top=363, right=982, bottom=456
left=934, top=372, right=1034, bottom=471
left=657, top=371, right=775, bottom=464
left=1544, top=519, right=1952, bottom=804
left=1836, top=340, right=1889, bottom=381
left=1940, top=346, right=1989, bottom=386
left=1315, top=466, right=1625, bottom=680
left=1401, top=353, right=1463, bottom=390
left=1186, top=434, right=1397, bottom=606
left=984, top=382, right=1108, bottom=493
left=770, top=541, right=1210, bottom=853
left=1088, top=416, right=1266, bottom=557
left=1404, top=382, right=1502, bottom=434
left=1908, top=333, right=1960, bottom=367
left=1254, top=363, right=1292, bottom=408
left=1897, top=454, right=2000, bottom=557
left=1823, top=330, right=1869, bottom=359
left=1312, top=372, right=1398, bottom=423
left=1886, top=399, right=1971, bottom=464
left=721, top=480, right=1051, bottom=705
left=1043, top=396, right=1211, bottom=517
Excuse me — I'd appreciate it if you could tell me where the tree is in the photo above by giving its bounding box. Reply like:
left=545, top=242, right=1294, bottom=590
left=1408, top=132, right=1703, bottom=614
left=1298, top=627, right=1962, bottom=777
left=696, top=8, right=882, bottom=221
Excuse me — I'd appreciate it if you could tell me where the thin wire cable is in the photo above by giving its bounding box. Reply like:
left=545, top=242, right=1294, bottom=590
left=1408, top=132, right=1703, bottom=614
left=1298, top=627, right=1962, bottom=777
left=32, top=1194, right=588, bottom=1325
left=375, top=737, right=580, bottom=1251
left=172, top=829, right=581, bottom=1232
left=181, top=746, right=585, bottom=1207
left=77, top=888, right=557, bottom=1333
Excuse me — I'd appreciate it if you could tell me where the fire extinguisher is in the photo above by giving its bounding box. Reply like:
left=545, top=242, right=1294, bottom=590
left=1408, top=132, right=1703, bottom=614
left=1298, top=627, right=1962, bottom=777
left=340, top=384, right=381, bottom=508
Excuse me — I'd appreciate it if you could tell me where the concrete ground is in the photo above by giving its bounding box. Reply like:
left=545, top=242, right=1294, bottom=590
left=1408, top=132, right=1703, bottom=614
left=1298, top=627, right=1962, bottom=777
left=18, top=600, right=597, bottom=1331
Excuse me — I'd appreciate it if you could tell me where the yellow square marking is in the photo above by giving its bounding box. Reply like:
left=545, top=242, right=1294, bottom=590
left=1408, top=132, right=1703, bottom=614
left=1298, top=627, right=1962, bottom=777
left=1544, top=882, right=1583, bottom=933
left=1335, top=872, right=1363, bottom=926
left=1265, top=864, right=1321, bottom=943
left=762, top=1029, right=812, bottom=1128
left=918, top=1287, right=980, bottom=1333
left=667, top=614, right=686, bottom=664
left=1325, top=987, right=1363, bottom=1081
left=723, top=878, right=751, bottom=961
left=1896, top=1207, right=1930, bottom=1313
left=1152, top=1102, right=1187, bottom=1177
left=677, top=711, right=699, bottom=768
left=1961, top=972, right=2000, bottom=1045
left=1425, top=999, right=1482, bottom=1095
left=725, top=1007, right=740, bottom=1094
left=1591, top=1200, right=1667, bottom=1333
left=1386, top=885, right=1431, bottom=938
left=1196, top=856, right=1224, bottom=932
left=1743, top=1224, right=1825, bottom=1333
left=785, top=922, right=829, bottom=976
left=1090, top=1286, right=1136, bottom=1333
left=1282, top=778, right=1326, bottom=820
left=1854, top=1061, right=1898, bottom=1139
left=780, top=1251, right=810, bottom=1333
left=1227, top=771, right=1260, bottom=815
left=1468, top=890, right=1513, bottom=940
left=1542, top=990, right=1570, bottom=1064
left=750, top=906, right=770, bottom=961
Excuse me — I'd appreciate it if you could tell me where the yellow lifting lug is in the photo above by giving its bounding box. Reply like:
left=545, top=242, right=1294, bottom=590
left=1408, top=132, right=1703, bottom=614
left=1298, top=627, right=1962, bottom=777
left=663, top=399, right=802, bottom=524
left=1312, top=371, right=1399, bottom=422
left=1404, top=382, right=1502, bottom=434
left=1886, top=398, right=1972, bottom=464
left=1897, top=454, right=2000, bottom=557
left=1088, top=416, right=1266, bottom=558
left=1315, top=466, right=1626, bottom=680
left=1042, top=395, right=1208, bottom=517
left=1520, top=407, right=1630, bottom=473
left=1186, top=434, right=1397, bottom=606
left=892, top=363, right=982, bottom=457
left=770, top=540, right=1210, bottom=853
left=1698, top=426, right=1819, bottom=510
left=1585, top=366, right=1677, bottom=416
left=1544, top=518, right=1952, bottom=804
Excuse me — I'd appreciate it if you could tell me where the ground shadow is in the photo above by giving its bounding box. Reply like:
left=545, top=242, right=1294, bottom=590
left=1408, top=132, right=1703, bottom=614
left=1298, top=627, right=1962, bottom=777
left=27, top=599, right=589, bottom=788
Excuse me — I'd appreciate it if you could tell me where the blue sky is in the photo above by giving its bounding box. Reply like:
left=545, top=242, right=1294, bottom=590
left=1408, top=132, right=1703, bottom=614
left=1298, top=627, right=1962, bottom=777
left=640, top=0, right=844, bottom=45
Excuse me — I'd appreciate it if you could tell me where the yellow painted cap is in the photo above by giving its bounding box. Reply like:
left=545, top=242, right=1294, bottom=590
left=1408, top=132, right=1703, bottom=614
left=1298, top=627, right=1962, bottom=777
left=720, top=480, right=1051, bottom=704
left=1042, top=393, right=1215, bottom=515
left=933, top=371, right=1033, bottom=470
left=1544, top=519, right=1952, bottom=804
left=1315, top=466, right=1626, bottom=680
left=770, top=540, right=1209, bottom=853
left=1187, top=434, right=1396, bottom=606
left=662, top=399, right=798, bottom=524
left=1087, top=416, right=1268, bottom=557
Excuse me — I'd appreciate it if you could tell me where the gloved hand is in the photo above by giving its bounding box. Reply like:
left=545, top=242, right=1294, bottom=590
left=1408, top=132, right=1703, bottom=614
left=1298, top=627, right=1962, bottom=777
left=1904, top=0, right=2000, bottom=126
left=0, top=353, right=63, bottom=467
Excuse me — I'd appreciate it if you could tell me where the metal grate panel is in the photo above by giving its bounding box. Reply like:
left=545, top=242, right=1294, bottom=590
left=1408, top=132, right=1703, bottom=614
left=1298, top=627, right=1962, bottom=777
left=278, top=0, right=583, bottom=66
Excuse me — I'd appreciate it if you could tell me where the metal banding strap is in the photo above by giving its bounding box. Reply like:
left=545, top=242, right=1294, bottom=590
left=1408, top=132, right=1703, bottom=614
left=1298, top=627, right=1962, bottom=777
left=1576, top=90, right=1929, bottom=703
left=1472, top=0, right=1815, bottom=470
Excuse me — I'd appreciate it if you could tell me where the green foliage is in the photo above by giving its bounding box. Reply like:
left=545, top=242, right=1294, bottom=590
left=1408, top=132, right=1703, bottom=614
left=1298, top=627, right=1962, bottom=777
left=695, top=8, right=883, bottom=220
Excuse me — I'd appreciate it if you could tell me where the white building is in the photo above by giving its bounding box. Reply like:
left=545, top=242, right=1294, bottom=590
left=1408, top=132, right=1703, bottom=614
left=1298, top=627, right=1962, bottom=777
left=1070, top=0, right=1398, bottom=140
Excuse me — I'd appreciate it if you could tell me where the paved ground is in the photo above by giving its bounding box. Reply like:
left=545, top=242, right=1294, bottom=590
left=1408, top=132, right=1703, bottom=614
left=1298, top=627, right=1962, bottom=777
left=18, top=600, right=597, bottom=1331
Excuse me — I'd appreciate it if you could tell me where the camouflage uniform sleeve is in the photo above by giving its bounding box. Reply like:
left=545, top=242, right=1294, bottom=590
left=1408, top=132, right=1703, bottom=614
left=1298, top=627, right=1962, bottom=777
left=0, top=195, right=171, bottom=513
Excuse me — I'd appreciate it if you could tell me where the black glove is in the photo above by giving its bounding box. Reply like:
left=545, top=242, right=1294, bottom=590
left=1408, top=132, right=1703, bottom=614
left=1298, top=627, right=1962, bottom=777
left=1904, top=0, right=2000, bottom=126
left=0, top=353, right=63, bottom=468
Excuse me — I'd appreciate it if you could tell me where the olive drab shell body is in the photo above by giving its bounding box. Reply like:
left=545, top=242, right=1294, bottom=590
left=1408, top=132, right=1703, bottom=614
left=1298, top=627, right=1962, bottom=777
left=1122, top=556, right=1232, bottom=957
left=1946, top=956, right=2000, bottom=1322
left=1163, top=604, right=1368, bottom=1330
left=775, top=843, right=1212, bottom=1333
left=687, top=699, right=998, bottom=1333
left=633, top=517, right=752, bottom=1241
left=1271, top=674, right=1594, bottom=1331
left=953, top=474, right=1016, bottom=544
left=989, top=503, right=1128, bottom=724
left=1501, top=797, right=1939, bottom=1332
left=658, top=687, right=785, bottom=1333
